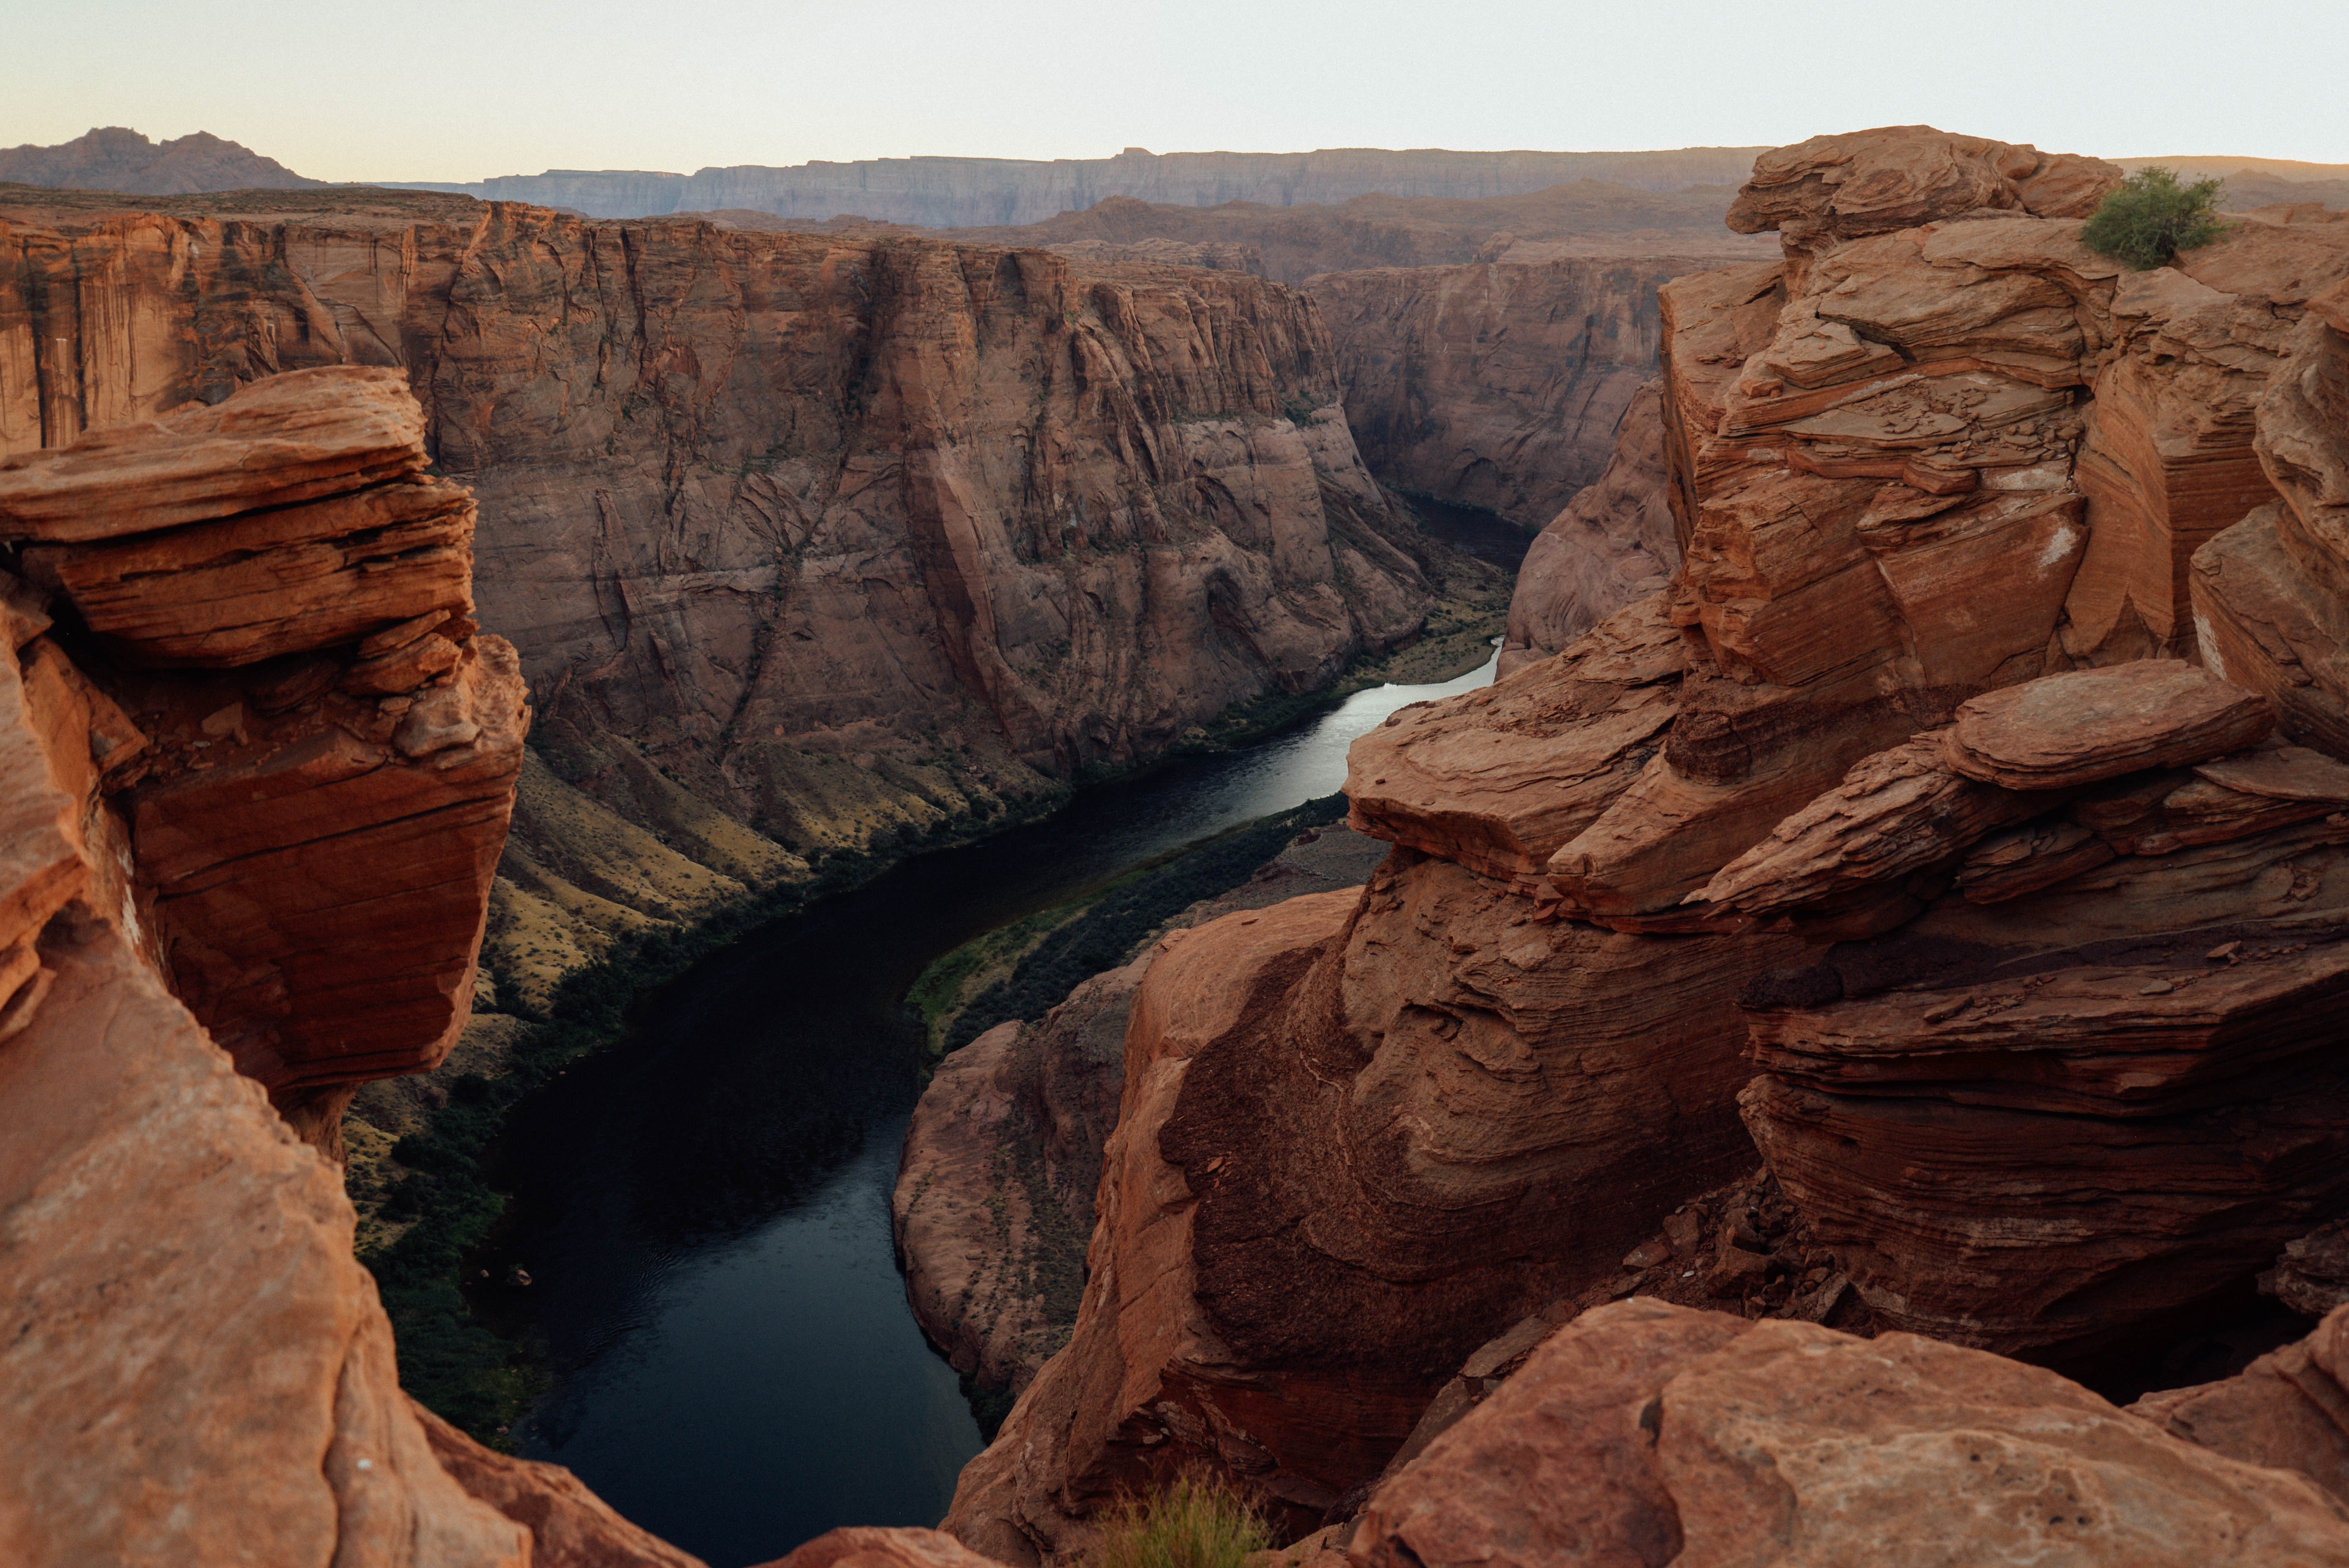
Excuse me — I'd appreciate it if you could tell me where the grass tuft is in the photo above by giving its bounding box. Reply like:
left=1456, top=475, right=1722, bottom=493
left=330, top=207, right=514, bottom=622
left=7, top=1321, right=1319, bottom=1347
left=1090, top=1470, right=1273, bottom=1568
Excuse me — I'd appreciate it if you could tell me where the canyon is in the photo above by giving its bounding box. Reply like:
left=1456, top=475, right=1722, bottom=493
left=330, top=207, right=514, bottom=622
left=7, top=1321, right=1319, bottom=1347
left=934, top=125, right=2349, bottom=1562
left=8, top=115, right=2349, bottom=1568
left=0, top=184, right=1459, bottom=998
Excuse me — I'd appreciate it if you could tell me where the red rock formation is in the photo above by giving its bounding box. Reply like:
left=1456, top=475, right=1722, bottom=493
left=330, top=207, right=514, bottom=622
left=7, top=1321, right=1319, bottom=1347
left=0, top=198, right=1434, bottom=873
left=1307, top=259, right=1703, bottom=530
left=0, top=361, right=717, bottom=1563
left=2193, top=278, right=2349, bottom=753
left=1349, top=1299, right=2349, bottom=1568
left=895, top=961, right=1142, bottom=1392
left=2132, top=1304, right=2349, bottom=1507
left=946, top=129, right=2349, bottom=1558
left=1727, top=126, right=2121, bottom=289
left=411, top=1400, right=709, bottom=1568
left=0, top=126, right=320, bottom=193
left=1499, top=381, right=1677, bottom=676
left=754, top=1526, right=1008, bottom=1568
left=0, top=368, right=526, bottom=1157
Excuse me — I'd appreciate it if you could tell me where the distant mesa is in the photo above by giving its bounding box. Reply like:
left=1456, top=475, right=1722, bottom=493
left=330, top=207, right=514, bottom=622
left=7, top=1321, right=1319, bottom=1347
left=0, top=126, right=321, bottom=194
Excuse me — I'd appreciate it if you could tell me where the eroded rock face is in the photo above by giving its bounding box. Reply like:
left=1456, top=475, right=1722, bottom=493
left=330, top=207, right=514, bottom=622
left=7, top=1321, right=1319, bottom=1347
left=0, top=369, right=527, bottom=1156
left=1307, top=259, right=1695, bottom=529
left=0, top=203, right=1431, bottom=830
left=0, top=616, right=526, bottom=1563
left=1350, top=1299, right=2349, bottom=1568
left=1499, top=380, right=1677, bottom=675
left=1727, top=125, right=2121, bottom=289
left=947, top=129, right=2349, bottom=1558
left=0, top=367, right=699, bottom=1562
left=895, top=960, right=1141, bottom=1394
left=947, top=857, right=1810, bottom=1553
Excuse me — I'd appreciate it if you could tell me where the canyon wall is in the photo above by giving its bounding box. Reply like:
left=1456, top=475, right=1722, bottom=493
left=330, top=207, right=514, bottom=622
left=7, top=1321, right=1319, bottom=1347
left=1499, top=379, right=1678, bottom=673
left=0, top=191, right=1440, bottom=978
left=0, top=369, right=607, bottom=1563
left=943, top=126, right=2349, bottom=1560
left=1306, top=258, right=1702, bottom=529
left=392, top=146, right=1771, bottom=225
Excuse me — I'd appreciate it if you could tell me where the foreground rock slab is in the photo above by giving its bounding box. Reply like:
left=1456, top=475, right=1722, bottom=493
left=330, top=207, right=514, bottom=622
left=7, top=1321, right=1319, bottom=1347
left=1351, top=1298, right=2349, bottom=1568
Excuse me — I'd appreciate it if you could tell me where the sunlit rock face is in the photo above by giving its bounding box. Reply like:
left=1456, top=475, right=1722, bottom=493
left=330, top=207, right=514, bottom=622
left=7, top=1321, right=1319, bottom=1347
left=943, top=128, right=2349, bottom=1560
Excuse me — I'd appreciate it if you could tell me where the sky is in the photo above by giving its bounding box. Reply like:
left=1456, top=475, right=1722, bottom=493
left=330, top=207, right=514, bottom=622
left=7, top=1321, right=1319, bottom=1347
left=8, top=0, right=2347, bottom=183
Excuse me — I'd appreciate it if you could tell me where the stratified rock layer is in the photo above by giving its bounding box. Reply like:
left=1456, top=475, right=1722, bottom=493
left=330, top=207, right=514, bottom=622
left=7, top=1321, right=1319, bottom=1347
left=1307, top=258, right=1697, bottom=528
left=946, top=128, right=2349, bottom=1560
left=0, top=199, right=1436, bottom=895
left=1500, top=380, right=1677, bottom=675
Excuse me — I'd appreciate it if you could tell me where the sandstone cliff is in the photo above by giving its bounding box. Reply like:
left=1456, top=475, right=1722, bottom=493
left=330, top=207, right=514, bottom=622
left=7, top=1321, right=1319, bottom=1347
left=943, top=126, right=2349, bottom=1558
left=0, top=367, right=688, bottom=1563
left=0, top=190, right=1440, bottom=991
left=399, top=146, right=1772, bottom=225
left=1306, top=258, right=1702, bottom=531
left=1500, top=379, right=1677, bottom=674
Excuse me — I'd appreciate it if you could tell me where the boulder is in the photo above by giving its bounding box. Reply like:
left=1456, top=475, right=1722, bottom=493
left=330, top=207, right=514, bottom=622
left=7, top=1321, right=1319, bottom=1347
left=2131, top=1304, right=2349, bottom=1509
left=1941, top=661, right=2275, bottom=790
left=2263, top=1222, right=2349, bottom=1320
left=1346, top=594, right=1682, bottom=881
left=755, top=1527, right=1007, bottom=1568
left=1351, top=1298, right=2349, bottom=1568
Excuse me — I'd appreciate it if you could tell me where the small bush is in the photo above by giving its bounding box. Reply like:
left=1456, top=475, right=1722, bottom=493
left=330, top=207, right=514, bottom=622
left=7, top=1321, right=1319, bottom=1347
left=2081, top=167, right=2232, bottom=270
left=1090, top=1470, right=1272, bottom=1568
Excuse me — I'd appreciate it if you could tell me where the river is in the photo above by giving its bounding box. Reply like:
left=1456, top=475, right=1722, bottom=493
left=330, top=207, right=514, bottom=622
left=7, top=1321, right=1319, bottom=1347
left=498, top=530, right=1520, bottom=1566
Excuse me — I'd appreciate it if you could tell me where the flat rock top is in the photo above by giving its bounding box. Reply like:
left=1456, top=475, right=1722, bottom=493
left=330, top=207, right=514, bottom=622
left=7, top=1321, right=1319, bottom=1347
left=2197, top=746, right=2349, bottom=802
left=0, top=366, right=426, bottom=542
left=1943, top=660, right=2275, bottom=790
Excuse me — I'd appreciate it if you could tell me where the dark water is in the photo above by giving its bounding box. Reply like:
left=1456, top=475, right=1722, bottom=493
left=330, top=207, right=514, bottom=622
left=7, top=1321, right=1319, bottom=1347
left=498, top=603, right=1514, bottom=1565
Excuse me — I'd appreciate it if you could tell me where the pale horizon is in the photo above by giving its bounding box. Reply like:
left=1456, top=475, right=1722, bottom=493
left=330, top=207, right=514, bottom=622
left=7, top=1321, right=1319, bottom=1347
left=10, top=0, right=2348, bottom=186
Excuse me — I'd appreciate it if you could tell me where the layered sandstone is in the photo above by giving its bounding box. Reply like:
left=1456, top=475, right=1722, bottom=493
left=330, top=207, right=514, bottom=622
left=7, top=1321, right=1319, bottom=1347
left=1308, top=258, right=1700, bottom=529
left=0, top=369, right=708, bottom=1564
left=1499, top=380, right=1677, bottom=674
left=0, top=193, right=1443, bottom=997
left=0, top=368, right=527, bottom=1154
left=946, top=127, right=2349, bottom=1560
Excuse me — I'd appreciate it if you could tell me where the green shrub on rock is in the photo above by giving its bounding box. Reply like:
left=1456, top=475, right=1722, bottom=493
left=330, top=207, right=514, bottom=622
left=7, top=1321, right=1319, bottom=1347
left=2081, top=166, right=2232, bottom=270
